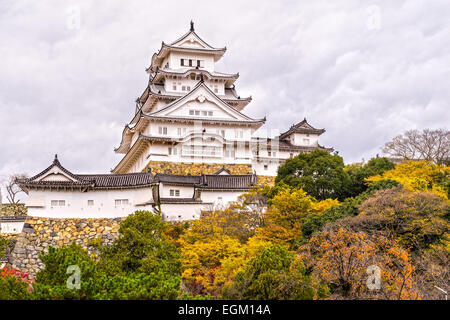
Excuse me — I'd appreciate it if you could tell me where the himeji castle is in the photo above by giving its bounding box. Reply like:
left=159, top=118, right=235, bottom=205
left=113, top=21, right=332, bottom=177
left=18, top=22, right=333, bottom=221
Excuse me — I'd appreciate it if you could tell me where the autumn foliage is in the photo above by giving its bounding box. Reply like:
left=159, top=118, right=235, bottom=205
left=1, top=152, right=449, bottom=300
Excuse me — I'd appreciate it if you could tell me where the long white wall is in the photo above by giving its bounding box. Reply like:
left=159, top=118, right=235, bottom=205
left=26, top=188, right=154, bottom=218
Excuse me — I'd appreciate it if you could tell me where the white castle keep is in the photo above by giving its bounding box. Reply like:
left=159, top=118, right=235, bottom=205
left=17, top=22, right=332, bottom=221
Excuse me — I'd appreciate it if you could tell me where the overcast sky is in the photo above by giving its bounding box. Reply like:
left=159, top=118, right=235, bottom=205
left=1, top=0, right=449, bottom=184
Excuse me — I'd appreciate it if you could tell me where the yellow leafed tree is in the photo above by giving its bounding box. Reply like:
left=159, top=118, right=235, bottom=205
left=365, top=160, right=449, bottom=199
left=255, top=187, right=339, bottom=247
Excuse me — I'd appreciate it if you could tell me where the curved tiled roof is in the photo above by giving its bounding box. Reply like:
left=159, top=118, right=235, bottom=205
left=149, top=24, right=226, bottom=72
left=279, top=118, right=326, bottom=139
left=77, top=173, right=155, bottom=188
left=197, top=174, right=257, bottom=189
left=153, top=172, right=257, bottom=189
left=152, top=68, right=239, bottom=81
left=154, top=173, right=201, bottom=185
left=17, top=156, right=155, bottom=190
left=160, top=198, right=203, bottom=204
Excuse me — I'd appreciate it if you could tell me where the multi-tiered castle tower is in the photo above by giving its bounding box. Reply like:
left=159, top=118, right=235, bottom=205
left=16, top=22, right=334, bottom=222
left=113, top=22, right=332, bottom=178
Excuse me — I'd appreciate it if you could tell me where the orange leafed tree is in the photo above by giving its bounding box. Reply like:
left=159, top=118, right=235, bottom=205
left=299, top=228, right=420, bottom=300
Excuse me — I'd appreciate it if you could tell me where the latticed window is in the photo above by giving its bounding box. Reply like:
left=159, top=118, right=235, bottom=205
left=51, top=200, right=65, bottom=206
left=158, top=127, right=168, bottom=135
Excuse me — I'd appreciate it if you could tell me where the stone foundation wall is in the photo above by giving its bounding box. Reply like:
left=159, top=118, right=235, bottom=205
left=144, top=161, right=253, bottom=175
left=0, top=233, right=20, bottom=242
left=257, top=176, right=276, bottom=186
left=8, top=217, right=124, bottom=277
left=1, top=203, right=27, bottom=216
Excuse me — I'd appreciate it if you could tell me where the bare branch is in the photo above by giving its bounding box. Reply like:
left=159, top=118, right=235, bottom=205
left=2, top=173, right=28, bottom=204
left=383, top=128, right=449, bottom=164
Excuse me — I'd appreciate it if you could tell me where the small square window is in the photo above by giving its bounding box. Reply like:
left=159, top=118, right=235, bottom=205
left=168, top=147, right=177, bottom=156
left=189, top=110, right=194, bottom=115
left=195, top=110, right=200, bottom=116
left=264, top=165, right=268, bottom=170
left=87, top=200, right=94, bottom=206
left=208, top=111, right=213, bottom=116
left=115, top=199, right=129, bottom=206
left=202, top=111, right=207, bottom=116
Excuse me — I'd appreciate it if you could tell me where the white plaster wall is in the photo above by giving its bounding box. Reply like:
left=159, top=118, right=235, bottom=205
left=251, top=161, right=279, bottom=176
left=25, top=188, right=155, bottom=218
left=160, top=184, right=195, bottom=198
left=199, top=190, right=242, bottom=206
left=168, top=52, right=215, bottom=72
left=292, top=133, right=319, bottom=146
left=160, top=203, right=204, bottom=221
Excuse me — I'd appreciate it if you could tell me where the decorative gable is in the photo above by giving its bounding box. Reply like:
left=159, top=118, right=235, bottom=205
left=178, top=36, right=208, bottom=49
left=39, top=169, right=76, bottom=182
left=149, top=82, right=258, bottom=123
left=170, top=21, right=217, bottom=50
left=27, top=155, right=86, bottom=184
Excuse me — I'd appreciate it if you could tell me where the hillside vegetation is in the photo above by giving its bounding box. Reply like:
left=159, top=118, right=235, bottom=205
left=1, top=151, right=448, bottom=300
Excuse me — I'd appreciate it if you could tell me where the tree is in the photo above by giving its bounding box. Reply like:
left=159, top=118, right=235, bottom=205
left=365, top=160, right=449, bottom=199
left=275, top=149, right=351, bottom=200
left=255, top=186, right=339, bottom=248
left=299, top=228, right=420, bottom=300
left=32, top=243, right=99, bottom=299
left=413, top=237, right=450, bottom=299
left=32, top=211, right=182, bottom=300
left=180, top=234, right=244, bottom=296
left=177, top=200, right=269, bottom=296
left=98, top=211, right=181, bottom=277
left=383, top=128, right=449, bottom=165
left=357, top=187, right=449, bottom=251
left=345, top=157, right=395, bottom=197
left=3, top=174, right=27, bottom=204
left=0, top=270, right=30, bottom=300
left=301, top=179, right=400, bottom=239
left=223, top=244, right=328, bottom=300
